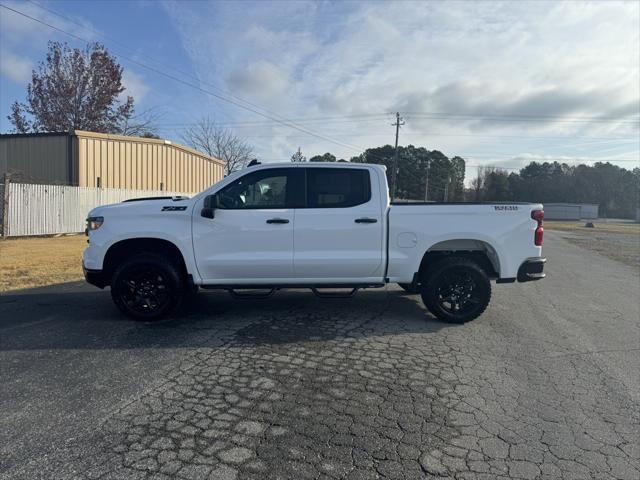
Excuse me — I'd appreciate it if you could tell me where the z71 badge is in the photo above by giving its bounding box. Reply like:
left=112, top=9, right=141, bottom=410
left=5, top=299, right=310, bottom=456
left=493, top=205, right=519, bottom=211
left=161, top=206, right=187, bottom=211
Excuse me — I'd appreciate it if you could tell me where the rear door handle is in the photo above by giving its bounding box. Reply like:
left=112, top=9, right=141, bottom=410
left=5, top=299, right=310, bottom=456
left=355, top=217, right=378, bottom=224
left=266, top=218, right=290, bottom=224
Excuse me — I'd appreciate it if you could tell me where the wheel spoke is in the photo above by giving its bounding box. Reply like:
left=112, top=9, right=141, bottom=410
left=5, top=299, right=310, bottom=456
left=434, top=266, right=484, bottom=315
left=117, top=266, right=172, bottom=315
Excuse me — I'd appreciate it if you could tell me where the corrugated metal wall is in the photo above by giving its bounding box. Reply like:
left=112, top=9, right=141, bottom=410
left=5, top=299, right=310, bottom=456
left=544, top=203, right=599, bottom=220
left=0, top=134, right=72, bottom=184
left=579, top=204, right=599, bottom=219
left=0, top=131, right=225, bottom=193
left=75, top=131, right=224, bottom=192
left=5, top=183, right=194, bottom=236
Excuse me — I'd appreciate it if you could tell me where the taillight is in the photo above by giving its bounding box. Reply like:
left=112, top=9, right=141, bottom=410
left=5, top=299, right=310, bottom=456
left=531, top=210, right=544, bottom=246
left=531, top=210, right=544, bottom=223
left=534, top=226, right=544, bottom=246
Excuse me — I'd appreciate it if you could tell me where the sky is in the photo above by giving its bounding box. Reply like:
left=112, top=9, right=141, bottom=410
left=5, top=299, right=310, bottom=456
left=0, top=0, right=638, bottom=181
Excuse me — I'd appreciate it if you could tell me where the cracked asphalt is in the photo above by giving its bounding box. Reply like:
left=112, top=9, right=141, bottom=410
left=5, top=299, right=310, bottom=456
left=1, top=231, right=638, bottom=479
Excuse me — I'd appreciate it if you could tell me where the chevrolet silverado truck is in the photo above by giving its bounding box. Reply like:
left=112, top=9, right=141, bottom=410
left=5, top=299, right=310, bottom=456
left=83, top=162, right=545, bottom=322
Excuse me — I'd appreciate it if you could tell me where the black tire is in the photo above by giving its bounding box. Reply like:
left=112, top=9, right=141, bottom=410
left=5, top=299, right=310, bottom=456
left=110, top=253, right=185, bottom=320
left=398, top=283, right=420, bottom=294
left=420, top=257, right=491, bottom=323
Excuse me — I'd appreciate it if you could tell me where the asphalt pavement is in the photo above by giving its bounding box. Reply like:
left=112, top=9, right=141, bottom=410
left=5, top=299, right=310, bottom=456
left=0, top=231, right=638, bottom=479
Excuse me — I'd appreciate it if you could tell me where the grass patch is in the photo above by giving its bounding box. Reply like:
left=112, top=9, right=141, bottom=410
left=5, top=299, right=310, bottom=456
left=545, top=220, right=640, bottom=268
left=0, top=235, right=87, bottom=292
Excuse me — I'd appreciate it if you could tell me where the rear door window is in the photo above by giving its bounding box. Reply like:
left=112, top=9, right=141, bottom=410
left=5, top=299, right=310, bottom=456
left=306, top=168, right=371, bottom=208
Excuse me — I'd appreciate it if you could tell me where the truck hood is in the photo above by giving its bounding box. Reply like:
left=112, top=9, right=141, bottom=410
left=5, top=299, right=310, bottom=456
left=88, top=196, right=193, bottom=218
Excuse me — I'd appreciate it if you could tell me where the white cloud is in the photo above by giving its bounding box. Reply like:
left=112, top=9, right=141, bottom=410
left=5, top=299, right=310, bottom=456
left=0, top=49, right=32, bottom=84
left=164, top=0, right=639, bottom=167
left=121, top=70, right=150, bottom=103
left=227, top=60, right=289, bottom=98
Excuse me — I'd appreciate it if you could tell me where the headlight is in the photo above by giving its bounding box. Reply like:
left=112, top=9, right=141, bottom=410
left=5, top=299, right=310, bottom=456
left=86, top=216, right=104, bottom=235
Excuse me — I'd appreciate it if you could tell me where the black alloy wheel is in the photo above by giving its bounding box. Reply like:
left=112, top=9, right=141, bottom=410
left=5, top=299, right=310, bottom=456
left=111, top=254, right=184, bottom=320
left=421, top=257, right=491, bottom=323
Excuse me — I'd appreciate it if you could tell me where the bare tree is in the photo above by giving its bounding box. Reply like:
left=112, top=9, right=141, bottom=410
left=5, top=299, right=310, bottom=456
left=291, top=147, right=306, bottom=162
left=181, top=117, right=254, bottom=174
left=470, top=166, right=487, bottom=201
left=118, top=107, right=163, bottom=138
left=470, top=165, right=508, bottom=201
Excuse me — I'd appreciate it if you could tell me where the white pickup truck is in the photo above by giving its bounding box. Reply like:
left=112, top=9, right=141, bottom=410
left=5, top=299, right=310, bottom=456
left=83, top=162, right=545, bottom=322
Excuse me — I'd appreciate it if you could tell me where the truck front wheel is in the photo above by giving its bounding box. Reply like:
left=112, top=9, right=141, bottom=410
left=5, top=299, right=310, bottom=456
left=420, top=257, right=491, bottom=323
left=110, top=253, right=185, bottom=320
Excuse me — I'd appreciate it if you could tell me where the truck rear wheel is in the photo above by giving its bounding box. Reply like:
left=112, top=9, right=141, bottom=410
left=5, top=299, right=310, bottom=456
left=110, top=253, right=185, bottom=320
left=420, top=257, right=491, bottom=323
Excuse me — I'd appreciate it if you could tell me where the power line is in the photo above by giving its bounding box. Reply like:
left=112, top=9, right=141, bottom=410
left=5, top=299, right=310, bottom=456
left=14, top=2, right=640, bottom=132
left=22, top=0, right=317, bottom=125
left=154, top=127, right=638, bottom=142
left=404, top=113, right=640, bottom=125
left=0, top=2, right=383, bottom=159
left=155, top=116, right=392, bottom=128
left=4, top=1, right=638, bottom=168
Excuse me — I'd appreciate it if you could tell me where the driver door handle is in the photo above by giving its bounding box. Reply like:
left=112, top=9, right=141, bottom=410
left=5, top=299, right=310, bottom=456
left=355, top=217, right=377, bottom=223
left=266, top=218, right=290, bottom=224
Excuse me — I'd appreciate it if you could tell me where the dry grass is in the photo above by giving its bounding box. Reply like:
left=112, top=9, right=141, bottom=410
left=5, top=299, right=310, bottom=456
left=0, top=235, right=86, bottom=292
left=545, top=220, right=640, bottom=235
left=545, top=220, right=640, bottom=268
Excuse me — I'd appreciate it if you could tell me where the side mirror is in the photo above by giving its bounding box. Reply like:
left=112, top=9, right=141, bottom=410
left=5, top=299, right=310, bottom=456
left=201, top=194, right=218, bottom=219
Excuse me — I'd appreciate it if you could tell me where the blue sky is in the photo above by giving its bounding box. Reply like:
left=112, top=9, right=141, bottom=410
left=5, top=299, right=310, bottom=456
left=1, top=0, right=638, bottom=179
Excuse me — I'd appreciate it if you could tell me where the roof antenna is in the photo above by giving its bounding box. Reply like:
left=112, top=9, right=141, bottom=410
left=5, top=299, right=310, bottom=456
left=248, top=159, right=261, bottom=167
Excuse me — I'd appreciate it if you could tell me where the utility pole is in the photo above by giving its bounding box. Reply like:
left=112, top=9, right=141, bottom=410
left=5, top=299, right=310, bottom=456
left=443, top=175, right=450, bottom=202
left=390, top=112, right=404, bottom=200
left=424, top=160, right=430, bottom=202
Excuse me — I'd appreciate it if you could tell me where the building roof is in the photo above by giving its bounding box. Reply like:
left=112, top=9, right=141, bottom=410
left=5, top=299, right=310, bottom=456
left=544, top=203, right=599, bottom=207
left=0, top=131, right=70, bottom=139
left=0, top=129, right=224, bottom=166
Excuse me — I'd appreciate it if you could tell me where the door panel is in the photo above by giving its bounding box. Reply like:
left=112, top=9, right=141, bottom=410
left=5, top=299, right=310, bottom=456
left=193, top=208, right=294, bottom=281
left=293, top=168, right=384, bottom=279
left=192, top=168, right=297, bottom=282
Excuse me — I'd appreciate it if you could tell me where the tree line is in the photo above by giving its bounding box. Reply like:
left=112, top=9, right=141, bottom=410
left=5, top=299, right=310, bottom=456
left=298, top=146, right=466, bottom=202
left=299, top=147, right=639, bottom=218
left=470, top=162, right=639, bottom=218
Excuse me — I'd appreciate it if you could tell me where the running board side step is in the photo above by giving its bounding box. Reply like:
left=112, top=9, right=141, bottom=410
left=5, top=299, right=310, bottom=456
left=227, top=288, right=276, bottom=299
left=311, top=288, right=359, bottom=298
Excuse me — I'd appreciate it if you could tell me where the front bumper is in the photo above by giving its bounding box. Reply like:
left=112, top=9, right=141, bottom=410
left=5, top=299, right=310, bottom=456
left=517, top=257, right=546, bottom=282
left=83, top=262, right=108, bottom=289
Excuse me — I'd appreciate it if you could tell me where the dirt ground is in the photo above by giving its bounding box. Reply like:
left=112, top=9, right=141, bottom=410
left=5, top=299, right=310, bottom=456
left=0, top=235, right=86, bottom=292
left=545, top=220, right=640, bottom=269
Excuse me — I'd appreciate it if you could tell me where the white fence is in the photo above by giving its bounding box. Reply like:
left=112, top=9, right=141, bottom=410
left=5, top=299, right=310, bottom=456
left=3, top=183, right=195, bottom=237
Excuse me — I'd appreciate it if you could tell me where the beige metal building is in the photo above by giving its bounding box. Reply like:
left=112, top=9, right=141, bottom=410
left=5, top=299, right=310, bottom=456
left=0, top=130, right=224, bottom=192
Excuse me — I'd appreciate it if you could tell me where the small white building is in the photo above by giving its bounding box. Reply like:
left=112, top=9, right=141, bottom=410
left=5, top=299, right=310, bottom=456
left=544, top=203, right=599, bottom=220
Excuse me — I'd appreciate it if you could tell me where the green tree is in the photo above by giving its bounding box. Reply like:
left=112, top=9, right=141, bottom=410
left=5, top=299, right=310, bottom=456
left=484, top=170, right=511, bottom=201
left=309, top=153, right=336, bottom=162
left=352, top=145, right=465, bottom=201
